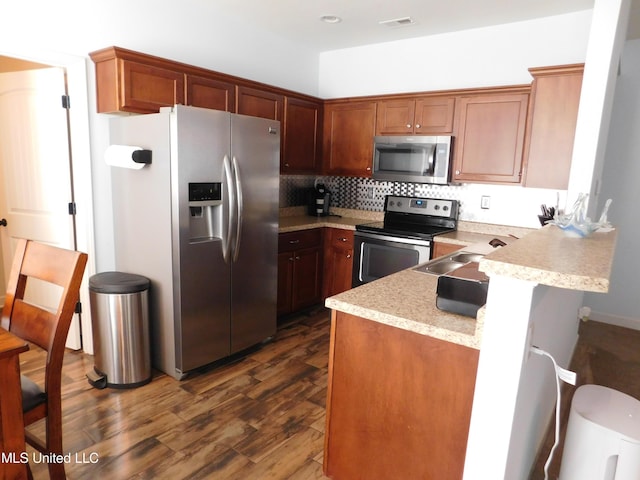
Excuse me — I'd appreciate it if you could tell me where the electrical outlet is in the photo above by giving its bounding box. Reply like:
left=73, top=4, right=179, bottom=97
left=481, top=196, right=490, bottom=209
left=365, top=186, right=376, bottom=200
left=524, top=323, right=534, bottom=362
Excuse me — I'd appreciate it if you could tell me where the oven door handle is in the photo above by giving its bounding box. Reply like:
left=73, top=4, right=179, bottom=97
left=354, top=231, right=432, bottom=247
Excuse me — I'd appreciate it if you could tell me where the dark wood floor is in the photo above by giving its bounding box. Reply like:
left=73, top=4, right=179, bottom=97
left=23, top=309, right=331, bottom=480
left=21, top=309, right=639, bottom=479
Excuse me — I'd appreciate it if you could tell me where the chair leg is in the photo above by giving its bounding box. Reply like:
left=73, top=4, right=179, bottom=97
left=47, top=461, right=66, bottom=480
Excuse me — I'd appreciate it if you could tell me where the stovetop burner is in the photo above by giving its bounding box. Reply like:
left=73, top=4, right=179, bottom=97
left=356, top=195, right=459, bottom=240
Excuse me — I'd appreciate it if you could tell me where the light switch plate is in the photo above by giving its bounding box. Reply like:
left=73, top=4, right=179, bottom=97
left=481, top=196, right=490, bottom=209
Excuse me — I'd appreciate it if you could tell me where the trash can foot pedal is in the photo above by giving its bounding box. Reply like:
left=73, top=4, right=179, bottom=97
left=87, top=368, right=107, bottom=389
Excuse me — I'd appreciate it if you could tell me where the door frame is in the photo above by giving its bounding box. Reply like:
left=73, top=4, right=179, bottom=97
left=0, top=46, right=96, bottom=353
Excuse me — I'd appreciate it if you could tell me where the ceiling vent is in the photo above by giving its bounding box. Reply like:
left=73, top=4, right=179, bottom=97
left=379, top=16, right=416, bottom=28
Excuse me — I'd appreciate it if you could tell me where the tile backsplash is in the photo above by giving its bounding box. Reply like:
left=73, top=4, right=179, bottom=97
left=280, top=175, right=566, bottom=229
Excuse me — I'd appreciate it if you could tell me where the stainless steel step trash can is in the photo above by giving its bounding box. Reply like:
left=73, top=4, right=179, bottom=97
left=87, top=272, right=151, bottom=389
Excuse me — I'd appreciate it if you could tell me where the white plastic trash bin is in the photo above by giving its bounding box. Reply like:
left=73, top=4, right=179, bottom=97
left=559, top=384, right=640, bottom=480
left=87, top=272, right=151, bottom=389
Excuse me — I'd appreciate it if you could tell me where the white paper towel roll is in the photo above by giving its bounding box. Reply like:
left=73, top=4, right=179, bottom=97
left=104, top=145, right=148, bottom=169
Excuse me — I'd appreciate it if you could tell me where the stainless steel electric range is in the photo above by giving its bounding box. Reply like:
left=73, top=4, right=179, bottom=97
left=352, top=195, right=459, bottom=287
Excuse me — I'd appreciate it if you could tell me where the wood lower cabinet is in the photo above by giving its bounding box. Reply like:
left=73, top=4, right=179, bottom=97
left=453, top=91, right=529, bottom=184
left=523, top=64, right=584, bottom=189
left=432, top=241, right=463, bottom=259
left=376, top=95, right=456, bottom=135
left=324, top=311, right=479, bottom=480
left=322, top=229, right=354, bottom=299
left=277, top=230, right=323, bottom=316
left=323, top=100, right=376, bottom=176
left=282, top=96, right=322, bottom=174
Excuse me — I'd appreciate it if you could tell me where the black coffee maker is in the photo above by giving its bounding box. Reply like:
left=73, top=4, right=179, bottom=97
left=307, top=183, right=331, bottom=217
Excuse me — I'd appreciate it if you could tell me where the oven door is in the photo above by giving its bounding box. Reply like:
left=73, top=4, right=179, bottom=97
left=352, top=231, right=431, bottom=287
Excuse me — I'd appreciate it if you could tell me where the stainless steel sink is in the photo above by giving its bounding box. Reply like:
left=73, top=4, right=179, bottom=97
left=413, top=251, right=484, bottom=275
left=450, top=252, right=484, bottom=263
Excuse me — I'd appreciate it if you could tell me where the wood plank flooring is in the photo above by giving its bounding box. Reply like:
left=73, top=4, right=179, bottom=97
left=22, top=309, right=331, bottom=480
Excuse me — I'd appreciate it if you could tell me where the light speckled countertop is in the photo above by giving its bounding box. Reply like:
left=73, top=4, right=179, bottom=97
left=479, top=224, right=617, bottom=293
left=280, top=208, right=617, bottom=348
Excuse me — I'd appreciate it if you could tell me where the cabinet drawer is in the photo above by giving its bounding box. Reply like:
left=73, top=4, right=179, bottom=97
left=327, top=229, right=354, bottom=249
left=279, top=229, right=322, bottom=253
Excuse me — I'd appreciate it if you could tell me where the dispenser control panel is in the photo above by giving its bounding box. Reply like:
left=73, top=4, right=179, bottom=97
left=189, top=182, right=221, bottom=203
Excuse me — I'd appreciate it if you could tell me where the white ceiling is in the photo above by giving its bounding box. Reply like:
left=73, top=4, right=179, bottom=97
left=205, top=0, right=638, bottom=53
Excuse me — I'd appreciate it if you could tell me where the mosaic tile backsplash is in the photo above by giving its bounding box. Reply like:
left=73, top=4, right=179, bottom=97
left=280, top=175, right=567, bottom=230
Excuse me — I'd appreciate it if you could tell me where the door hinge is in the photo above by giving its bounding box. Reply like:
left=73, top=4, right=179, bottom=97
left=61, top=95, right=71, bottom=109
left=75, top=301, right=82, bottom=314
left=68, top=202, right=77, bottom=215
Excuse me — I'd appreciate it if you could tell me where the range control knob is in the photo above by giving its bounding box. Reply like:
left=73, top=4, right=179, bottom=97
left=397, top=201, right=403, bottom=207
left=443, top=205, right=449, bottom=211
left=388, top=201, right=395, bottom=207
left=434, top=205, right=440, bottom=210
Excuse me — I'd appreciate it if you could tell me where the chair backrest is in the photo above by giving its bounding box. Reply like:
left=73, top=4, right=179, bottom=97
left=1, top=239, right=88, bottom=378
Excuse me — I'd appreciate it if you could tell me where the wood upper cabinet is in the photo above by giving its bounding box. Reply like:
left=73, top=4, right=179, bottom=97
left=282, top=96, right=322, bottom=174
left=452, top=91, right=529, bottom=184
left=91, top=51, right=185, bottom=114
left=523, top=64, right=584, bottom=190
left=376, top=96, right=456, bottom=135
left=236, top=86, right=283, bottom=121
left=185, top=74, right=236, bottom=112
left=322, top=228, right=354, bottom=299
left=323, top=100, right=377, bottom=176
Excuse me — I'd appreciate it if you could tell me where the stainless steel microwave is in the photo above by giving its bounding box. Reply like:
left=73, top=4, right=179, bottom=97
left=372, top=135, right=453, bottom=184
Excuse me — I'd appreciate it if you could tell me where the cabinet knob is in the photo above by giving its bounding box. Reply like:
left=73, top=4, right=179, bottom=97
left=406, top=124, right=412, bottom=128
left=289, top=239, right=300, bottom=244
left=284, top=163, right=290, bottom=167
left=346, top=254, right=352, bottom=259
left=415, top=124, right=421, bottom=128
left=366, top=167, right=371, bottom=171
left=289, top=256, right=294, bottom=262
left=455, top=170, right=460, bottom=175
left=295, top=256, right=300, bottom=260
left=339, top=237, right=347, bottom=242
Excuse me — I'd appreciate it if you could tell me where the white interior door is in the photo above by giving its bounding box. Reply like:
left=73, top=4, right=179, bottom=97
left=0, top=67, right=80, bottom=348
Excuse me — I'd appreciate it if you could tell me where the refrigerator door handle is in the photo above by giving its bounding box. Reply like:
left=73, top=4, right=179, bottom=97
left=222, top=154, right=235, bottom=263
left=231, top=156, right=244, bottom=262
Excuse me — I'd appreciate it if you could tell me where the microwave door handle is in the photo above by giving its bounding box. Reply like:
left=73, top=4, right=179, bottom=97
left=427, top=144, right=436, bottom=174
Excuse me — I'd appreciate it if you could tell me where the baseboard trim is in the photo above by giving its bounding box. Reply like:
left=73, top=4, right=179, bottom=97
left=588, top=311, right=640, bottom=331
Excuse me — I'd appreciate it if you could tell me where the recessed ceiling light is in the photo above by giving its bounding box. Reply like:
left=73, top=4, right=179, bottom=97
left=379, top=16, right=416, bottom=28
left=320, top=15, right=342, bottom=24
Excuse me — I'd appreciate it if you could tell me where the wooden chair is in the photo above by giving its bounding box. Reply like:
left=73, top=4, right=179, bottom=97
left=1, top=239, right=88, bottom=480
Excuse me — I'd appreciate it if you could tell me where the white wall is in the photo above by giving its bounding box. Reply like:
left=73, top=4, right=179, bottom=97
left=319, top=11, right=592, bottom=98
left=585, top=38, right=640, bottom=328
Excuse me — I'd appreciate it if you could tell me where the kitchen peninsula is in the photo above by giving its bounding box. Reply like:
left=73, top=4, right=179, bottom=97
left=322, top=224, right=617, bottom=479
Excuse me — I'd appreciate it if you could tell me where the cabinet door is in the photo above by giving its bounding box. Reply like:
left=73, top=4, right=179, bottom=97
left=119, top=60, right=185, bottom=113
left=453, top=93, right=529, bottom=184
left=414, top=96, right=456, bottom=134
left=324, top=101, right=377, bottom=176
left=282, top=97, right=321, bottom=174
left=185, top=74, right=236, bottom=112
left=277, top=252, right=294, bottom=316
left=237, top=86, right=283, bottom=120
left=375, top=99, right=415, bottom=135
left=323, top=229, right=354, bottom=298
left=523, top=65, right=583, bottom=189
left=291, top=247, right=323, bottom=311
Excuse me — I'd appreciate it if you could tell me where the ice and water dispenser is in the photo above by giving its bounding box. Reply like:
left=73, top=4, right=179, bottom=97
left=188, top=182, right=223, bottom=241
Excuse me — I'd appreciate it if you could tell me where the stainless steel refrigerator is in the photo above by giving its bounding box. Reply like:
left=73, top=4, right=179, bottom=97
left=108, top=105, right=279, bottom=379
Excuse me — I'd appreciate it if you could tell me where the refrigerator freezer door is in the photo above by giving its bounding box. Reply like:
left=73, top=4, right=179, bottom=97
left=230, top=114, right=279, bottom=352
left=173, top=106, right=232, bottom=373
